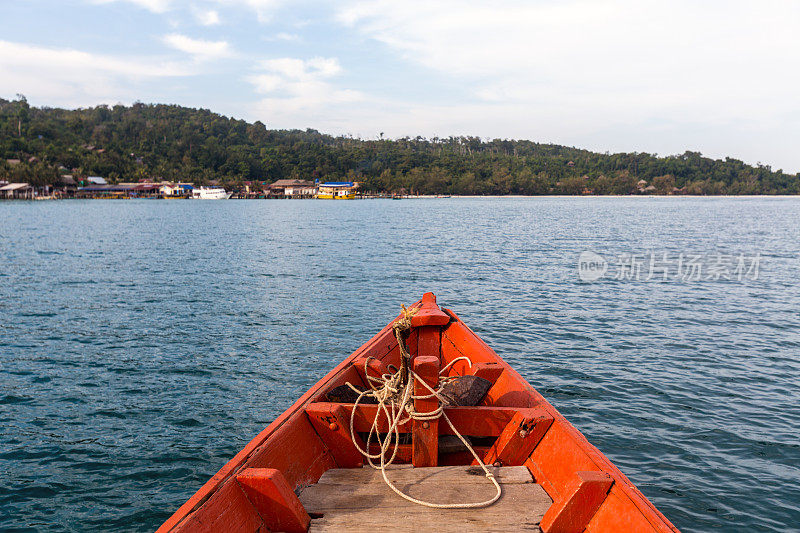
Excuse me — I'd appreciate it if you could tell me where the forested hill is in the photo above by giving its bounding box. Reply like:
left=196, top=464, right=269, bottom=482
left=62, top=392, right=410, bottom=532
left=1, top=96, right=797, bottom=195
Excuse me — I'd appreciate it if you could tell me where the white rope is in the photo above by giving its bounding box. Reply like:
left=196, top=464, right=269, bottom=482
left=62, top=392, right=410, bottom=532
left=346, top=356, right=502, bottom=509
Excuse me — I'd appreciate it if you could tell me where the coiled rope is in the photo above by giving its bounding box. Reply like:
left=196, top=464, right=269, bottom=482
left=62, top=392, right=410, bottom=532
left=344, top=305, right=502, bottom=509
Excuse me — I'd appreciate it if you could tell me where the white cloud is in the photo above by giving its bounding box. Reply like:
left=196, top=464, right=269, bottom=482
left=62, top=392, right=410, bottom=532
left=47, top=0, right=800, bottom=169
left=91, top=0, right=282, bottom=21
left=0, top=40, right=191, bottom=107
left=163, top=33, right=232, bottom=60
left=338, top=1, right=800, bottom=107
left=247, top=57, right=363, bottom=123
left=91, top=0, right=171, bottom=13
left=254, top=57, right=341, bottom=80
left=213, top=0, right=284, bottom=22
left=334, top=0, right=800, bottom=170
left=269, top=32, right=300, bottom=42
left=194, top=8, right=221, bottom=26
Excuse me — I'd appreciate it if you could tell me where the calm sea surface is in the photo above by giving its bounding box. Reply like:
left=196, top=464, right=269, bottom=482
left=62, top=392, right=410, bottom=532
left=1, top=197, right=799, bottom=532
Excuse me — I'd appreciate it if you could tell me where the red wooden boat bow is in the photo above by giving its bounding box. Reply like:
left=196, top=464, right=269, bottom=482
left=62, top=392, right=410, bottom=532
left=158, top=293, right=678, bottom=532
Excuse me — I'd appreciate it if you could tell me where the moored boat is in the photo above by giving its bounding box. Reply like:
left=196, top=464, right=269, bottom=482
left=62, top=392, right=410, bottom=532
left=159, top=293, right=678, bottom=532
left=191, top=186, right=232, bottom=199
left=317, top=181, right=356, bottom=199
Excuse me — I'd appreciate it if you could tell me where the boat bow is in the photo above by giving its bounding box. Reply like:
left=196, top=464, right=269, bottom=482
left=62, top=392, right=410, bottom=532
left=158, top=292, right=678, bottom=532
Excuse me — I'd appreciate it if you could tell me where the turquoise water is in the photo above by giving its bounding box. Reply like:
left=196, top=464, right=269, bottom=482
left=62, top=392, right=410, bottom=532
left=1, top=197, right=799, bottom=532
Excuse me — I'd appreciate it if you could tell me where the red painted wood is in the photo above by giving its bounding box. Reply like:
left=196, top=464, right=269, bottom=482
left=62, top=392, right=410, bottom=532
left=484, top=367, right=538, bottom=408
left=412, top=355, right=440, bottom=467
left=475, top=408, right=553, bottom=467
left=312, top=364, right=365, bottom=402
left=352, top=355, right=387, bottom=387
left=170, top=480, right=264, bottom=533
left=526, top=421, right=601, bottom=501
left=541, top=471, right=614, bottom=533
left=354, top=334, right=402, bottom=371
left=157, top=322, right=399, bottom=533
left=304, top=403, right=364, bottom=468
left=160, top=293, right=680, bottom=533
left=245, top=414, right=336, bottom=489
left=441, top=313, right=501, bottom=365
left=442, top=312, right=676, bottom=531
left=366, top=443, right=493, bottom=464
left=470, top=361, right=504, bottom=384
left=439, top=406, right=521, bottom=438
left=235, top=468, right=310, bottom=533
left=585, top=485, right=661, bottom=532
left=410, top=292, right=450, bottom=327
left=416, top=326, right=441, bottom=363
left=305, top=402, right=522, bottom=436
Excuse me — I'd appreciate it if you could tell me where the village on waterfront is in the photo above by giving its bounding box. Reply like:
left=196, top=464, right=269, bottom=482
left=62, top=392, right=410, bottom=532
left=0, top=156, right=725, bottom=201
left=4, top=100, right=798, bottom=201
left=0, top=172, right=693, bottom=200
left=0, top=172, right=373, bottom=200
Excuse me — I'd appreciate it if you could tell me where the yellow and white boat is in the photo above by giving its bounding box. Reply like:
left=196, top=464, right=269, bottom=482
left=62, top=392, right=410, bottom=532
left=317, top=181, right=356, bottom=199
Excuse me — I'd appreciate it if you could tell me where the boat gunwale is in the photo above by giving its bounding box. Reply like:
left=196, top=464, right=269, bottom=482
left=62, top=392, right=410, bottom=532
left=159, top=300, right=678, bottom=533
left=156, top=306, right=413, bottom=533
left=442, top=308, right=678, bottom=532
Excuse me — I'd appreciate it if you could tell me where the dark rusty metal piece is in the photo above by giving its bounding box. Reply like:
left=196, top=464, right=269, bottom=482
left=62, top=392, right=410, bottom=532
left=439, top=435, right=471, bottom=454
left=438, top=375, right=492, bottom=407
left=326, top=384, right=377, bottom=404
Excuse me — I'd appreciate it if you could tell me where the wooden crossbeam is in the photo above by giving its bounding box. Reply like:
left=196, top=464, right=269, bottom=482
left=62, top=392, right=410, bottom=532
left=476, top=408, right=554, bottom=467
left=365, top=443, right=492, bottom=465
left=235, top=468, right=310, bottom=533
left=352, top=356, right=388, bottom=387
left=306, top=402, right=544, bottom=438
left=540, top=471, right=614, bottom=533
left=412, top=355, right=440, bottom=467
left=305, top=403, right=365, bottom=468
left=470, top=361, right=504, bottom=383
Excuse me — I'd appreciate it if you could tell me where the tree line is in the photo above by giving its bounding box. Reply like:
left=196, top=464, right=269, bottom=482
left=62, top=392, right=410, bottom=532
left=1, top=96, right=797, bottom=195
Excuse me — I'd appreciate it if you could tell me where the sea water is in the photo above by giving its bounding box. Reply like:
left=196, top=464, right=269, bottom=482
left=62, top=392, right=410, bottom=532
left=1, top=197, right=798, bottom=531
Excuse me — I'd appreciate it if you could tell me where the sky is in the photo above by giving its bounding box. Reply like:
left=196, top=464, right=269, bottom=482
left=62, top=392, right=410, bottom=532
left=1, top=0, right=799, bottom=172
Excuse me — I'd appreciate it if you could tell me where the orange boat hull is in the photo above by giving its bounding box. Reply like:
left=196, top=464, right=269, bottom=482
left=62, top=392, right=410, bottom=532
left=159, top=293, right=678, bottom=532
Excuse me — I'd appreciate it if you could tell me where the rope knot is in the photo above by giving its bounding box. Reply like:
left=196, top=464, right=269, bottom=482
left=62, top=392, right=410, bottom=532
left=392, top=304, right=418, bottom=333
left=344, top=306, right=502, bottom=509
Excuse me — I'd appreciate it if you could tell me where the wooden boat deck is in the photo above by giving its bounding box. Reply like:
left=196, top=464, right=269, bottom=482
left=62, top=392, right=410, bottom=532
left=159, top=294, right=678, bottom=533
left=299, top=465, right=552, bottom=532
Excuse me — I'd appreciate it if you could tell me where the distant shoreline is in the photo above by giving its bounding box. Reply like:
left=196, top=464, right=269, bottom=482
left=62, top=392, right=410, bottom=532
left=4, top=194, right=800, bottom=202
left=3, top=100, right=798, bottom=197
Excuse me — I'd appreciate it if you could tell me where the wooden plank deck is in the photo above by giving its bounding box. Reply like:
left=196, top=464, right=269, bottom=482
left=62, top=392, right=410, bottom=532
left=299, top=465, right=552, bottom=532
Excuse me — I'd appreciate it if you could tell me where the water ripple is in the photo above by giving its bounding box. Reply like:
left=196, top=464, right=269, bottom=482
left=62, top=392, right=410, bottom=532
left=1, top=197, right=799, bottom=531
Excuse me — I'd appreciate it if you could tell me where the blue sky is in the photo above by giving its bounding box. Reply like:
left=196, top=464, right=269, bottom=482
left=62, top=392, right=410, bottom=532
left=2, top=0, right=799, bottom=172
